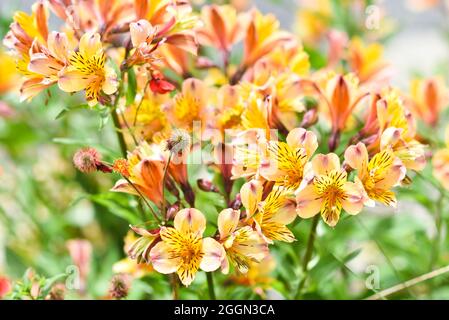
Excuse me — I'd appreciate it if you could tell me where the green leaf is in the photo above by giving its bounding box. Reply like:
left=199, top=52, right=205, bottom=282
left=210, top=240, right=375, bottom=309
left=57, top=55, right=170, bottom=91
left=126, top=67, right=137, bottom=105
left=55, top=104, right=89, bottom=120
left=89, top=193, right=140, bottom=224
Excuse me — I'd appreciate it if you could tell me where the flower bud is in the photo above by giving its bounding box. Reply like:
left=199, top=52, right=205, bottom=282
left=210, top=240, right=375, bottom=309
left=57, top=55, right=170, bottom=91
left=197, top=179, right=219, bottom=193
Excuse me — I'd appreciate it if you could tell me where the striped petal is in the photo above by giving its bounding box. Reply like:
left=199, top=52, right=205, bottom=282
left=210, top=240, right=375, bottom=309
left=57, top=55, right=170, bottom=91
left=174, top=208, right=206, bottom=237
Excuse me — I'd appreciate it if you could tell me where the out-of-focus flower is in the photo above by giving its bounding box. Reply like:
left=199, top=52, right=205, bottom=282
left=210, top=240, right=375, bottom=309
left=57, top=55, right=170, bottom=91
left=241, top=9, right=294, bottom=70
left=326, top=29, right=348, bottom=68
left=242, top=183, right=297, bottom=243
left=318, top=72, right=368, bottom=134
left=406, top=0, right=440, bottom=11
left=294, top=0, right=332, bottom=45
left=0, top=276, right=12, bottom=299
left=345, top=142, right=405, bottom=207
left=217, top=208, right=268, bottom=274
left=261, top=128, right=318, bottom=190
left=124, top=91, right=171, bottom=142
left=196, top=5, right=246, bottom=54
left=408, top=77, right=448, bottom=126
left=0, top=49, right=19, bottom=94
left=168, top=78, right=208, bottom=131
left=111, top=146, right=165, bottom=206
left=59, top=32, right=118, bottom=106
left=109, top=274, right=131, bottom=300
left=48, top=0, right=134, bottom=39
left=149, top=208, right=226, bottom=286
left=66, top=239, right=92, bottom=293
left=348, top=38, right=389, bottom=85
left=376, top=91, right=427, bottom=171
left=433, top=126, right=449, bottom=190
left=231, top=254, right=276, bottom=292
left=296, top=153, right=372, bottom=227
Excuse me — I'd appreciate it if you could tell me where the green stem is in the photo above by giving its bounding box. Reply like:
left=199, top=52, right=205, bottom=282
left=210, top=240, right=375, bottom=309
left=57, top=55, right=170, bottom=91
left=429, top=194, right=444, bottom=271
left=294, top=215, right=319, bottom=299
left=162, top=153, right=172, bottom=221
left=206, top=272, right=216, bottom=300
left=110, top=108, right=128, bottom=158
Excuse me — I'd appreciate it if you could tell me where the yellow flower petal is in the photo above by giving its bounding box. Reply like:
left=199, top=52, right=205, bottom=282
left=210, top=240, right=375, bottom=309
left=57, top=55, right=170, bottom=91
left=149, top=241, right=180, bottom=274
left=174, top=208, right=206, bottom=237
left=296, top=184, right=322, bottom=219
left=312, top=153, right=341, bottom=176
left=200, top=237, right=226, bottom=272
left=79, top=32, right=102, bottom=57
left=286, top=128, right=318, bottom=158
left=58, top=69, right=91, bottom=93
left=344, top=142, right=368, bottom=175
left=240, top=179, right=263, bottom=218
left=218, top=208, right=240, bottom=239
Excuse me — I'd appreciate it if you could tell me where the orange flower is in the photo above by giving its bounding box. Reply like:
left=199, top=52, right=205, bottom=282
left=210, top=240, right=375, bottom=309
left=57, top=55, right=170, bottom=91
left=408, top=77, right=448, bottom=126
left=241, top=9, right=294, bottom=69
left=197, top=5, right=246, bottom=53
left=319, top=72, right=368, bottom=134
left=111, top=146, right=165, bottom=206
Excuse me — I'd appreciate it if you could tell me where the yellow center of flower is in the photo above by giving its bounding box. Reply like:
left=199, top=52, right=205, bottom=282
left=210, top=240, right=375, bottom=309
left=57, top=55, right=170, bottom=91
left=174, top=93, right=202, bottom=126
left=69, top=51, right=106, bottom=102
left=268, top=141, right=308, bottom=189
left=314, top=170, right=347, bottom=225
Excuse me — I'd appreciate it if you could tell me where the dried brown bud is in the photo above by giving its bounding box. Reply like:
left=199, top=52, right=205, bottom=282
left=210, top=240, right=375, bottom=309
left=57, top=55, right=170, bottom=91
left=73, top=147, right=101, bottom=173
left=109, top=274, right=130, bottom=300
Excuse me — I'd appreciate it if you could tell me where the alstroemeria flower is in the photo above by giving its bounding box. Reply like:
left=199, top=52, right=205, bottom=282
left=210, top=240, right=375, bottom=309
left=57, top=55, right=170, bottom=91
left=168, top=78, right=209, bottom=131
left=408, top=77, right=448, bottom=126
left=380, top=127, right=426, bottom=171
left=261, top=128, right=318, bottom=190
left=296, top=153, right=372, bottom=227
left=111, top=148, right=165, bottom=206
left=348, top=37, right=390, bottom=85
left=231, top=129, right=269, bottom=179
left=197, top=4, right=246, bottom=54
left=241, top=181, right=297, bottom=243
left=241, top=9, right=294, bottom=69
left=58, top=32, right=118, bottom=106
left=149, top=209, right=225, bottom=286
left=345, top=142, right=406, bottom=207
left=318, top=72, right=368, bottom=134
left=217, top=208, right=268, bottom=274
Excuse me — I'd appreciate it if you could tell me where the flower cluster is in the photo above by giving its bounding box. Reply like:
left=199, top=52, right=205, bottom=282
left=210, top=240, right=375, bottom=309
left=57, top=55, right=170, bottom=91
left=4, top=0, right=448, bottom=291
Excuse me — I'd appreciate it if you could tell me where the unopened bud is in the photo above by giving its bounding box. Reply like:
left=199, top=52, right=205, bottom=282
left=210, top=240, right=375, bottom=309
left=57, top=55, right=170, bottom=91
left=197, top=179, right=219, bottom=193
left=300, top=108, right=318, bottom=128
left=230, top=193, right=242, bottom=210
left=166, top=202, right=180, bottom=220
